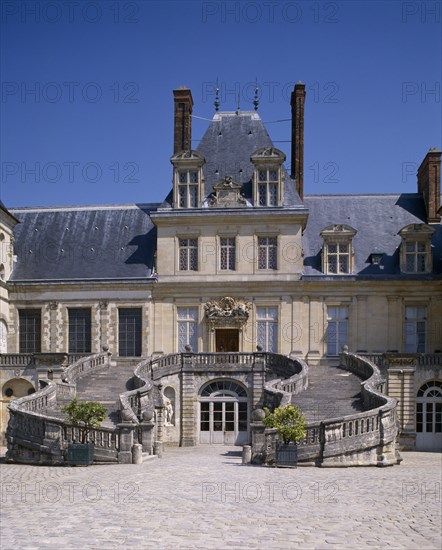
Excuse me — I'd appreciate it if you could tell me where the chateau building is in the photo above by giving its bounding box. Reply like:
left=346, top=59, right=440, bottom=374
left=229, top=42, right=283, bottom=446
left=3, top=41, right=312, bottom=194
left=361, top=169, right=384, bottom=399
left=1, top=83, right=441, bottom=456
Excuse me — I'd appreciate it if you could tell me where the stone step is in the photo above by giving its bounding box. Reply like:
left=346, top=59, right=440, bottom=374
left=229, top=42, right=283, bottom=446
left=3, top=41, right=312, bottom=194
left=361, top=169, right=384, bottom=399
left=292, top=364, right=365, bottom=423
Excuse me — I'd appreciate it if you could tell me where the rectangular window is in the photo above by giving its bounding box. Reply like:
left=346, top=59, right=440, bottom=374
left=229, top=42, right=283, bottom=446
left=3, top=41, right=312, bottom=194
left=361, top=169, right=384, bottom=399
left=19, top=309, right=41, bottom=353
left=68, top=308, right=91, bottom=353
left=258, top=236, right=277, bottom=270
left=220, top=237, right=236, bottom=270
left=257, top=306, right=278, bottom=352
left=404, top=306, right=426, bottom=353
left=327, top=306, right=348, bottom=356
left=327, top=243, right=350, bottom=274
left=118, top=308, right=142, bottom=357
left=178, top=307, right=198, bottom=352
left=405, top=241, right=428, bottom=273
left=257, top=169, right=278, bottom=206
left=178, top=171, right=198, bottom=208
left=179, top=238, right=198, bottom=271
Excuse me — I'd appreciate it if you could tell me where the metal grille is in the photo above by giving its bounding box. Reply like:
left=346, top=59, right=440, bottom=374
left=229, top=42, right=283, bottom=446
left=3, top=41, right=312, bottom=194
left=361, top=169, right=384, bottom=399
left=405, top=306, right=426, bottom=353
left=118, top=308, right=142, bottom=357
left=179, top=238, right=198, bottom=270
left=326, top=306, right=348, bottom=356
left=258, top=237, right=277, bottom=269
left=19, top=309, right=41, bottom=353
left=177, top=307, right=198, bottom=352
left=327, top=243, right=350, bottom=274
left=68, top=308, right=91, bottom=353
left=257, top=307, right=278, bottom=352
left=405, top=241, right=427, bottom=273
left=220, top=237, right=236, bottom=270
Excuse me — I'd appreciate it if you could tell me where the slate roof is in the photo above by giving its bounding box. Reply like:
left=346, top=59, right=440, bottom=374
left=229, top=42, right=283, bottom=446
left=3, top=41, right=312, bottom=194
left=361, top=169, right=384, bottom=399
left=162, top=111, right=303, bottom=208
left=9, top=204, right=158, bottom=282
left=303, top=193, right=442, bottom=277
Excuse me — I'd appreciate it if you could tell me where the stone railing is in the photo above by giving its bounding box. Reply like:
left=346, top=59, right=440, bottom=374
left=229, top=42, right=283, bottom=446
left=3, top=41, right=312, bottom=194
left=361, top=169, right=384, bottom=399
left=119, top=357, right=153, bottom=424
left=0, top=353, right=34, bottom=366
left=6, top=352, right=144, bottom=465
left=263, top=357, right=309, bottom=408
left=117, top=357, right=160, bottom=455
left=62, top=351, right=111, bottom=384
left=358, top=352, right=442, bottom=369
left=263, top=352, right=400, bottom=467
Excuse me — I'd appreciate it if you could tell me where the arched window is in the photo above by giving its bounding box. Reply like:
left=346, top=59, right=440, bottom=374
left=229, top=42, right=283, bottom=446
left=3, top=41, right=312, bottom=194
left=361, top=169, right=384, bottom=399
left=416, top=380, right=442, bottom=452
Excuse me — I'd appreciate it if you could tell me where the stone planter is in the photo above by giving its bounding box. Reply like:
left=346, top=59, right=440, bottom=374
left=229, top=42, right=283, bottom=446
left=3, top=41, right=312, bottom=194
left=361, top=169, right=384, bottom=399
left=276, top=443, right=298, bottom=467
left=67, top=442, right=94, bottom=466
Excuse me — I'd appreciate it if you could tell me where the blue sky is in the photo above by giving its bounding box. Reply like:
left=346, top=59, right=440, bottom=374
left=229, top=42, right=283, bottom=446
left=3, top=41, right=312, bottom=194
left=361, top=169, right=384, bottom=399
left=0, top=0, right=441, bottom=207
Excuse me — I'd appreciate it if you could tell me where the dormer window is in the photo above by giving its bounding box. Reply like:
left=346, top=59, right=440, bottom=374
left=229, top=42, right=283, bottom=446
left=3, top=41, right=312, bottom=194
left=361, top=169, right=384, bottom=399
left=398, top=224, right=435, bottom=274
left=258, top=169, right=278, bottom=206
left=178, top=171, right=199, bottom=207
left=250, top=147, right=286, bottom=207
left=170, top=150, right=205, bottom=209
left=320, top=225, right=357, bottom=275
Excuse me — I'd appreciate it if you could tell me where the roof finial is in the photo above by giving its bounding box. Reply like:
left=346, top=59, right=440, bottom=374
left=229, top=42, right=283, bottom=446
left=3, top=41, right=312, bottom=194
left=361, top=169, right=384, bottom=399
left=236, top=92, right=240, bottom=115
left=214, top=78, right=220, bottom=112
left=253, top=79, right=259, bottom=111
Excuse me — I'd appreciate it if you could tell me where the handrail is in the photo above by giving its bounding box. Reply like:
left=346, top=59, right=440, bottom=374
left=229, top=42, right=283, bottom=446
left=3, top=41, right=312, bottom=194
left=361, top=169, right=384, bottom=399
left=0, top=354, right=34, bottom=366
left=264, top=352, right=399, bottom=465
left=118, top=357, right=155, bottom=424
left=62, top=351, right=111, bottom=384
left=264, top=356, right=308, bottom=408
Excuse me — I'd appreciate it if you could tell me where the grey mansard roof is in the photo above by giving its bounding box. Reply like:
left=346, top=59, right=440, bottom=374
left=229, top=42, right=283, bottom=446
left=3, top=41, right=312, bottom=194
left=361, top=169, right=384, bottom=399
left=9, top=204, right=158, bottom=282
left=302, top=193, right=442, bottom=277
left=162, top=111, right=303, bottom=208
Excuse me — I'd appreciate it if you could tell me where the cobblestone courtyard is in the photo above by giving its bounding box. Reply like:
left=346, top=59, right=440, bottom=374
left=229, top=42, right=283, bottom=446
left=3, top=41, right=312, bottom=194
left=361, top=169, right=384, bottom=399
left=1, top=447, right=441, bottom=549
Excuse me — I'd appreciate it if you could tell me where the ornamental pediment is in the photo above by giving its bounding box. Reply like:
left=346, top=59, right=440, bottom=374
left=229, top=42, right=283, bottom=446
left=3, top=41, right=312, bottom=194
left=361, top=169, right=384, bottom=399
left=204, top=297, right=250, bottom=326
left=210, top=177, right=247, bottom=207
left=250, top=147, right=286, bottom=162
left=398, top=223, right=435, bottom=237
left=320, top=224, right=357, bottom=237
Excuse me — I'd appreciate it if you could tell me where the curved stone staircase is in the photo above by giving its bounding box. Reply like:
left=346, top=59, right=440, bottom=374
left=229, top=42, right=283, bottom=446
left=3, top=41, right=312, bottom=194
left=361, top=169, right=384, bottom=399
left=292, top=364, right=364, bottom=422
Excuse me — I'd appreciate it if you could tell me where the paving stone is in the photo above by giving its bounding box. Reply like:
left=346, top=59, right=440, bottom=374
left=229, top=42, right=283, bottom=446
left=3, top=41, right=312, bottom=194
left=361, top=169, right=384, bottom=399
left=1, top=447, right=441, bottom=549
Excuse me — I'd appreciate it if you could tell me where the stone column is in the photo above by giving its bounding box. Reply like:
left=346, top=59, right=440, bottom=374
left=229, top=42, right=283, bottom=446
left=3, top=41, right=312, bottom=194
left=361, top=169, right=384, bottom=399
left=355, top=295, right=368, bottom=352
left=140, top=420, right=155, bottom=454
left=250, top=353, right=266, bottom=463
left=387, top=296, right=401, bottom=352
left=99, top=301, right=109, bottom=352
left=180, top=353, right=195, bottom=446
left=387, top=365, right=416, bottom=450
left=117, top=422, right=135, bottom=464
left=307, top=298, right=322, bottom=364
left=49, top=302, right=58, bottom=353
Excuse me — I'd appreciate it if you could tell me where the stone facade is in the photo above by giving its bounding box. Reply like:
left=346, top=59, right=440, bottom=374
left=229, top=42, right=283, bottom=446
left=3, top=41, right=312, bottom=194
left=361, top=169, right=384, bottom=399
left=0, top=83, right=441, bottom=453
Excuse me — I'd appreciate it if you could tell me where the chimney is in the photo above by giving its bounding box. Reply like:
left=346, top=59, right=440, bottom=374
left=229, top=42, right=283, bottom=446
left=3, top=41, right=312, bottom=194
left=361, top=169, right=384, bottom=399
left=417, top=148, right=441, bottom=223
left=291, top=82, right=306, bottom=201
left=173, top=87, right=193, bottom=154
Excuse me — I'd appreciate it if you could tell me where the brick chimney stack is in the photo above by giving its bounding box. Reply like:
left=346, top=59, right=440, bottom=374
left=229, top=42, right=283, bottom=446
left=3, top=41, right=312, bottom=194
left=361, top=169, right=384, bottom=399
left=417, top=148, right=441, bottom=223
left=291, top=82, right=306, bottom=201
left=173, top=87, right=194, bottom=154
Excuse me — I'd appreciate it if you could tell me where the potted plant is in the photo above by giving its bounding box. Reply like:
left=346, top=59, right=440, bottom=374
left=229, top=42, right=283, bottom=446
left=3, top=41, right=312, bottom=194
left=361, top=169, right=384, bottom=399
left=61, top=398, right=107, bottom=466
left=262, top=405, right=307, bottom=467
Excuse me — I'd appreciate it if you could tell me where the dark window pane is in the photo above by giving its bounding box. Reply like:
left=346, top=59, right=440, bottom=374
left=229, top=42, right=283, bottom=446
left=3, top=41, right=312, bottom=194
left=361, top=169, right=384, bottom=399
left=19, top=309, right=41, bottom=353
left=68, top=309, right=91, bottom=353
left=118, top=308, right=142, bottom=357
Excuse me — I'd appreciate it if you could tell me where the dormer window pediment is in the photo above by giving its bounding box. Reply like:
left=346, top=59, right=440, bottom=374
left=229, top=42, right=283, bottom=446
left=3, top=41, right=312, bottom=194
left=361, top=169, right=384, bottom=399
left=250, top=147, right=286, bottom=207
left=320, top=224, right=357, bottom=274
left=398, top=223, right=435, bottom=273
left=170, top=150, right=205, bottom=209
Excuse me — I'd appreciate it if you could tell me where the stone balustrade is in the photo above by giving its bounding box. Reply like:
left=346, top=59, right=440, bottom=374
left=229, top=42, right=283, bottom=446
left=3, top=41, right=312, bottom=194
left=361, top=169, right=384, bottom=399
left=62, top=352, right=111, bottom=384
left=263, top=352, right=400, bottom=467
left=359, top=352, right=442, bottom=369
left=0, top=353, right=34, bottom=366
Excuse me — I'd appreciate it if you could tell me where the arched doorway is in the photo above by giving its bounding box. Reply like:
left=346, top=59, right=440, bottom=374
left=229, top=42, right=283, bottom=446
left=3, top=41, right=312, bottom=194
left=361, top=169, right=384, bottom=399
left=198, top=380, right=248, bottom=445
left=416, top=381, right=442, bottom=452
